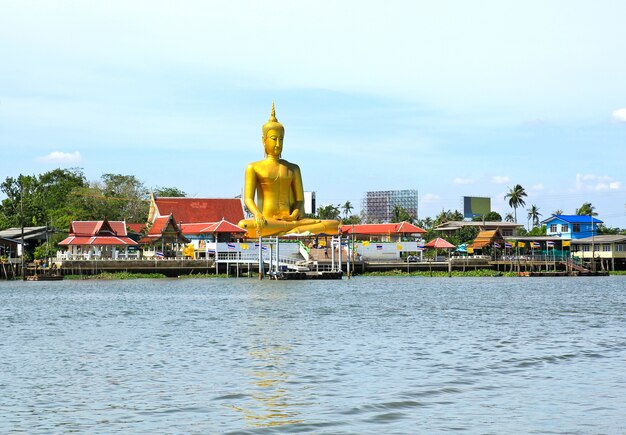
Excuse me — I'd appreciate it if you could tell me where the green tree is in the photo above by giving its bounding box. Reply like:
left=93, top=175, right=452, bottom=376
left=575, top=202, right=597, bottom=216
left=341, top=201, right=354, bottom=219
left=504, top=213, right=515, bottom=222
left=504, top=184, right=527, bottom=223
left=154, top=186, right=186, bottom=197
left=391, top=205, right=414, bottom=223
left=472, top=211, right=502, bottom=222
left=527, top=204, right=542, bottom=228
left=317, top=204, right=341, bottom=220
left=553, top=209, right=564, bottom=215
left=343, top=214, right=362, bottom=225
left=433, top=209, right=463, bottom=227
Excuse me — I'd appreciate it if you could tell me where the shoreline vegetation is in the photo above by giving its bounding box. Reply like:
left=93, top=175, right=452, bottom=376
left=60, top=270, right=626, bottom=280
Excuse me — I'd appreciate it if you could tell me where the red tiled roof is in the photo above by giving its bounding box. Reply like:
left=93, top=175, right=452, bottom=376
left=69, top=220, right=128, bottom=237
left=154, top=198, right=244, bottom=224
left=126, top=223, right=145, bottom=233
left=341, top=222, right=426, bottom=235
left=58, top=236, right=137, bottom=246
left=181, top=220, right=246, bottom=235
left=424, top=237, right=455, bottom=249
left=148, top=216, right=171, bottom=236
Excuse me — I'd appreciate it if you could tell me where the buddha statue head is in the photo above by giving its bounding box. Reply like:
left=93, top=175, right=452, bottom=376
left=262, top=102, right=285, bottom=158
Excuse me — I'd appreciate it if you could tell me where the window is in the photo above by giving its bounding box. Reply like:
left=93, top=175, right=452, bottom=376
left=561, top=224, right=569, bottom=232
left=603, top=245, right=611, bottom=252
left=582, top=245, right=590, bottom=252
left=573, top=224, right=581, bottom=233
left=571, top=244, right=579, bottom=252
left=550, top=224, right=557, bottom=232
left=616, top=244, right=626, bottom=252
left=594, top=245, right=600, bottom=252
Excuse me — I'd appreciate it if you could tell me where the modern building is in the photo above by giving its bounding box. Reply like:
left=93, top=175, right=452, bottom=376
left=361, top=189, right=418, bottom=223
left=304, top=191, right=316, bottom=215
left=541, top=215, right=603, bottom=240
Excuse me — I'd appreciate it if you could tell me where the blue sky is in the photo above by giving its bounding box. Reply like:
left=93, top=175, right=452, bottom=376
left=1, top=1, right=626, bottom=226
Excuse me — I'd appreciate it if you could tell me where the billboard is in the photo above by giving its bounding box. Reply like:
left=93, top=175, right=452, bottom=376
left=463, top=196, right=491, bottom=219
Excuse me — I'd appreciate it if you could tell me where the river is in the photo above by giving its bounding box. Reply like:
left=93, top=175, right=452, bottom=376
left=1, top=276, right=625, bottom=434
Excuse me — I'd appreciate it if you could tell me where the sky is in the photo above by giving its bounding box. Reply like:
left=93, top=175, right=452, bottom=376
left=1, top=0, right=626, bottom=227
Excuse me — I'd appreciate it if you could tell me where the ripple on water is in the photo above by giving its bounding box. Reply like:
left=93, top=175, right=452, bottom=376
left=1, top=277, right=626, bottom=433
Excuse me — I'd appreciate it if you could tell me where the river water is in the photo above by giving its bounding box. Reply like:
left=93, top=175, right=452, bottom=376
left=1, top=276, right=626, bottom=434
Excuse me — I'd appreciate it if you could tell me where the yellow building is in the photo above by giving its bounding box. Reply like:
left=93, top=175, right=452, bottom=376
left=571, top=235, right=626, bottom=271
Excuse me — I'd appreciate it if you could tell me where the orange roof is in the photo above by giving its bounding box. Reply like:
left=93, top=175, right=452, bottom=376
left=148, top=216, right=171, bottom=237
left=70, top=220, right=128, bottom=237
left=180, top=220, right=246, bottom=235
left=154, top=197, right=244, bottom=224
left=59, top=236, right=137, bottom=246
left=126, top=223, right=145, bottom=233
left=341, top=222, right=426, bottom=235
left=468, top=230, right=502, bottom=249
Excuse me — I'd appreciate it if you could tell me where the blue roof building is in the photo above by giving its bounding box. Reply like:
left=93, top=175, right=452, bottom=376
left=541, top=215, right=603, bottom=240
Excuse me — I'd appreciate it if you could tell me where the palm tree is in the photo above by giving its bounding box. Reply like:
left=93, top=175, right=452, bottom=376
left=504, top=184, right=527, bottom=223
left=342, top=201, right=353, bottom=219
left=527, top=204, right=542, bottom=228
left=504, top=212, right=515, bottom=222
left=552, top=209, right=563, bottom=216
left=575, top=202, right=597, bottom=216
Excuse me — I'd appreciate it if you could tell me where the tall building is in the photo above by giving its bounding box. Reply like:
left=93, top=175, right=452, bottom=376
left=361, top=189, right=418, bottom=223
left=304, top=191, right=316, bottom=215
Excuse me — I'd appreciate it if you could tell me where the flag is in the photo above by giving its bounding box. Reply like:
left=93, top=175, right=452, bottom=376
left=547, top=241, right=555, bottom=247
left=562, top=240, right=571, bottom=247
left=241, top=243, right=249, bottom=250
left=531, top=242, right=540, bottom=248
left=493, top=242, right=501, bottom=249
left=362, top=241, right=370, bottom=247
left=397, top=244, right=403, bottom=251
left=227, top=243, right=236, bottom=250
left=417, top=244, right=424, bottom=251
left=376, top=244, right=383, bottom=250
left=156, top=251, right=164, bottom=258
left=467, top=247, right=474, bottom=254
left=505, top=242, right=513, bottom=249
left=518, top=242, right=526, bottom=248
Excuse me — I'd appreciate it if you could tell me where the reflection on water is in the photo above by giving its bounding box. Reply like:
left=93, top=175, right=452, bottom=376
left=234, top=344, right=303, bottom=428
left=2, top=277, right=626, bottom=433
left=231, top=286, right=304, bottom=428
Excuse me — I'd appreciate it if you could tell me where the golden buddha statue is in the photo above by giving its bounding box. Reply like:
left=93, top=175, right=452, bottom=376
left=238, top=103, right=340, bottom=237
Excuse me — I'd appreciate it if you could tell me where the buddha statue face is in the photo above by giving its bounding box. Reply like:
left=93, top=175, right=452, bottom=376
left=263, top=128, right=284, bottom=158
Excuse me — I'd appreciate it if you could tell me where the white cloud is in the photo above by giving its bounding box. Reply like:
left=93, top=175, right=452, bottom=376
left=38, top=151, right=82, bottom=164
left=612, top=108, right=626, bottom=123
left=490, top=175, right=510, bottom=184
left=575, top=173, right=621, bottom=191
left=452, top=177, right=474, bottom=185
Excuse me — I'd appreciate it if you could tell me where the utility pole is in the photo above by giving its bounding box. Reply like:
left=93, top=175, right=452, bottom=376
left=20, top=180, right=26, bottom=281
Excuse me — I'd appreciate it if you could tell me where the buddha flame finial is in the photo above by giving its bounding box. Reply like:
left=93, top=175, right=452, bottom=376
left=270, top=101, right=277, bottom=122
left=262, top=101, right=284, bottom=137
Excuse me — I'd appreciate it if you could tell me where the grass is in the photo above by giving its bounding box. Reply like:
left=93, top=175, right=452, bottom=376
left=64, top=272, right=168, bottom=280
left=178, top=273, right=230, bottom=279
left=608, top=270, right=626, bottom=275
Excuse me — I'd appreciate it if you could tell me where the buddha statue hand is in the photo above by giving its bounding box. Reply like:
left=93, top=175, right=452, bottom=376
left=283, top=209, right=302, bottom=222
left=254, top=213, right=267, bottom=229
